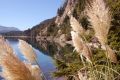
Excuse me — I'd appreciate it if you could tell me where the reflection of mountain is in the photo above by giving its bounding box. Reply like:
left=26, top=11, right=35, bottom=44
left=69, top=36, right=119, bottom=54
left=27, top=39, right=59, bottom=57
left=0, top=26, right=20, bottom=33
left=27, top=39, right=74, bottom=61
left=1, top=31, right=24, bottom=37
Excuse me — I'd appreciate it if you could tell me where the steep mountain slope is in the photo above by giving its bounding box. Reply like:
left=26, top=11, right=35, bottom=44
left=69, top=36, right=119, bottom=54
left=24, top=17, right=56, bottom=37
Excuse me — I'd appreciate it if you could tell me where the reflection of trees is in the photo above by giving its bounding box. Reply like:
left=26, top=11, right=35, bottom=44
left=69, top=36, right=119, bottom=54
left=27, top=39, right=83, bottom=80
left=27, top=39, right=74, bottom=61
left=27, top=39, right=63, bottom=57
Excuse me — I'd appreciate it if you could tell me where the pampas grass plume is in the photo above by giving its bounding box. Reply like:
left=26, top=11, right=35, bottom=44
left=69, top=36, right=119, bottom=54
left=71, top=31, right=92, bottom=62
left=0, top=39, right=34, bottom=80
left=106, top=46, right=117, bottom=63
left=24, top=62, right=42, bottom=80
left=70, top=16, right=85, bottom=35
left=86, top=0, right=111, bottom=45
left=71, top=31, right=83, bottom=53
left=0, top=39, right=13, bottom=55
left=82, top=44, right=92, bottom=63
left=19, top=39, right=37, bottom=63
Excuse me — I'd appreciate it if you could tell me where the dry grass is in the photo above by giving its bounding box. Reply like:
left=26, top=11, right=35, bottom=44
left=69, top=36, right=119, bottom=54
left=19, top=39, right=37, bottom=63
left=31, top=65, right=42, bottom=80
left=86, top=0, right=112, bottom=45
left=86, top=0, right=117, bottom=63
left=70, top=15, right=85, bottom=35
left=70, top=15, right=92, bottom=63
left=0, top=39, right=13, bottom=55
left=19, top=39, right=46, bottom=80
left=0, top=39, right=34, bottom=80
left=82, top=44, right=92, bottom=63
left=24, top=62, right=42, bottom=80
left=105, top=45, right=117, bottom=63
left=71, top=31, right=83, bottom=53
left=71, top=31, right=92, bottom=63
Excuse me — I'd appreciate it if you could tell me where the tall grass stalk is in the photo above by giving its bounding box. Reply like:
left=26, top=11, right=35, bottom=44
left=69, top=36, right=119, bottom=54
left=70, top=15, right=94, bottom=80
left=86, top=0, right=117, bottom=63
left=71, top=31, right=93, bottom=65
left=70, top=16, right=92, bottom=63
left=84, top=0, right=119, bottom=79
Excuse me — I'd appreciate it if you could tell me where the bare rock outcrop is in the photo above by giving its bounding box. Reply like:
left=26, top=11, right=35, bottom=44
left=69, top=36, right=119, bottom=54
left=55, top=0, right=78, bottom=25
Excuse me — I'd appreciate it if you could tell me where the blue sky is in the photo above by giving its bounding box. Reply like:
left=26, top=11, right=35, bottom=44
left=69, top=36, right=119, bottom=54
left=0, top=0, right=63, bottom=30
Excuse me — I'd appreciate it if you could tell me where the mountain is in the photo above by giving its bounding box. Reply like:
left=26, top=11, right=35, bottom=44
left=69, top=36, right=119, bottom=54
left=24, top=17, right=56, bottom=37
left=25, top=0, right=120, bottom=49
left=0, top=26, right=20, bottom=33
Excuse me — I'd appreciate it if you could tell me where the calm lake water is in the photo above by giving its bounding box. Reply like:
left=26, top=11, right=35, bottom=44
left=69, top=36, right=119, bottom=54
left=7, top=39, right=57, bottom=80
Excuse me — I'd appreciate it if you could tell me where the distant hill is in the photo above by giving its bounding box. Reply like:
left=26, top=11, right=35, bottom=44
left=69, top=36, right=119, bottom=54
left=0, top=26, right=20, bottom=33
left=1, top=31, right=24, bottom=36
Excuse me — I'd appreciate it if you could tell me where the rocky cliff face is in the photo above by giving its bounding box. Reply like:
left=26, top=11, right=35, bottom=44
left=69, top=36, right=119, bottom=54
left=55, top=0, right=78, bottom=25
left=25, top=17, right=56, bottom=41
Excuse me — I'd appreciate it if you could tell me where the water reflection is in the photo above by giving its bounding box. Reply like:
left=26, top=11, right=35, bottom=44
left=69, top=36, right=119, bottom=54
left=27, top=39, right=74, bottom=61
